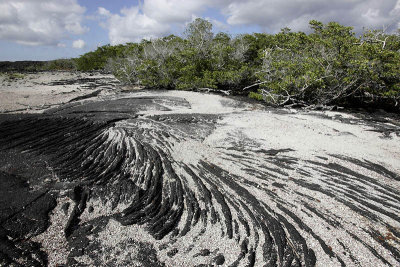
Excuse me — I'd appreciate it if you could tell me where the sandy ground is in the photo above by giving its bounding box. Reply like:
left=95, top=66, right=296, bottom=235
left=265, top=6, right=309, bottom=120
left=0, top=71, right=119, bottom=113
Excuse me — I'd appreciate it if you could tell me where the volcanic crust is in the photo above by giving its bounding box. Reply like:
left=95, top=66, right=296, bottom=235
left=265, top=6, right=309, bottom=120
left=0, top=74, right=400, bottom=266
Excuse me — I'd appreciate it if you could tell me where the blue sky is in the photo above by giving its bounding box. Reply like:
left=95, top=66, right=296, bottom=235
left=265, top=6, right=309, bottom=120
left=0, top=0, right=399, bottom=61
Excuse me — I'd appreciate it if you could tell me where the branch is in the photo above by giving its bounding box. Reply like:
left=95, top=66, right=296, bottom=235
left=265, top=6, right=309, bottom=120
left=242, top=81, right=268, bottom=91
left=197, top=88, right=231, bottom=95
left=260, top=89, right=277, bottom=103
left=324, top=79, right=361, bottom=104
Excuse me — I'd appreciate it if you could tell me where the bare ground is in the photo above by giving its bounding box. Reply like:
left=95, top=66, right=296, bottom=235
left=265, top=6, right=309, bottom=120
left=0, top=72, right=399, bottom=266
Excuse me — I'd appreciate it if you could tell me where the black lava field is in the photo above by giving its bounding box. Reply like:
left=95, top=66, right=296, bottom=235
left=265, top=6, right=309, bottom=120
left=0, top=91, right=399, bottom=266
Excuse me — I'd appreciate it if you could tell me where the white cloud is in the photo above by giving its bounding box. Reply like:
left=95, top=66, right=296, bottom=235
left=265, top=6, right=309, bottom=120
left=1, top=0, right=399, bottom=48
left=98, top=7, right=111, bottom=17
left=206, top=17, right=229, bottom=32
left=98, top=0, right=400, bottom=46
left=223, top=0, right=400, bottom=33
left=72, top=39, right=85, bottom=49
left=98, top=6, right=170, bottom=45
left=141, top=0, right=208, bottom=24
left=97, top=0, right=233, bottom=44
left=0, top=0, right=88, bottom=46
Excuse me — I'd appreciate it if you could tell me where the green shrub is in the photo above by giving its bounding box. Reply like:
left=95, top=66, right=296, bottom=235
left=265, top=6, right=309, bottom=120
left=75, top=44, right=129, bottom=71
left=248, top=92, right=263, bottom=101
left=45, top=59, right=77, bottom=71
left=257, top=21, right=400, bottom=107
left=75, top=18, right=400, bottom=110
left=5, top=72, right=25, bottom=81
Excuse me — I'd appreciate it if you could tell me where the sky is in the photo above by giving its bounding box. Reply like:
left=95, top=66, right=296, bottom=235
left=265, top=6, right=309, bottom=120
left=0, top=0, right=399, bottom=61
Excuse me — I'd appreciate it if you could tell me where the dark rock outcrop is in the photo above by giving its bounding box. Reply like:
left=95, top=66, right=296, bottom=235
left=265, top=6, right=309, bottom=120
left=0, top=93, right=399, bottom=266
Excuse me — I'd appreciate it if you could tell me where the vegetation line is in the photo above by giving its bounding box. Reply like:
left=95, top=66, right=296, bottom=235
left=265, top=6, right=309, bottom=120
left=75, top=19, right=399, bottom=111
left=3, top=18, right=399, bottom=112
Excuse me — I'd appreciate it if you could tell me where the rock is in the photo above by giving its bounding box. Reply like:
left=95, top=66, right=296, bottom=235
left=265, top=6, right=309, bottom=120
left=214, top=254, right=225, bottom=265
left=0, top=90, right=399, bottom=266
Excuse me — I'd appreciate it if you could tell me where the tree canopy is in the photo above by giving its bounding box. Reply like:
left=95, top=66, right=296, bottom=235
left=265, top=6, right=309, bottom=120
left=75, top=18, right=400, bottom=111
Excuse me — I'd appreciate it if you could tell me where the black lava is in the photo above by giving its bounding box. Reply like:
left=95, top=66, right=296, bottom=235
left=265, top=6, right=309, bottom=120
left=0, top=94, right=399, bottom=266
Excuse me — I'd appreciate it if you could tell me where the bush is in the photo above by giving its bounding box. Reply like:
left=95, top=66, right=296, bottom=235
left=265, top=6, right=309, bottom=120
left=75, top=44, right=128, bottom=71
left=257, top=21, right=400, bottom=108
left=45, top=59, right=77, bottom=71
left=248, top=92, right=263, bottom=101
left=76, top=18, right=400, bottom=111
left=5, top=72, right=25, bottom=81
left=106, top=19, right=256, bottom=90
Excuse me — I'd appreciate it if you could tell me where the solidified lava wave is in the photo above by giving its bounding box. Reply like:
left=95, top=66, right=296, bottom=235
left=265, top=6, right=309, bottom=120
left=0, top=94, right=399, bottom=266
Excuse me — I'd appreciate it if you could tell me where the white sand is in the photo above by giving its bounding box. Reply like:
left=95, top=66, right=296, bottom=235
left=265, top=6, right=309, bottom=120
left=0, top=71, right=117, bottom=113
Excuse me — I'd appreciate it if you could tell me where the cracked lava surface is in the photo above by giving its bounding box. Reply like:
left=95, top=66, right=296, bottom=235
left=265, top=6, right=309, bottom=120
left=0, top=89, right=399, bottom=266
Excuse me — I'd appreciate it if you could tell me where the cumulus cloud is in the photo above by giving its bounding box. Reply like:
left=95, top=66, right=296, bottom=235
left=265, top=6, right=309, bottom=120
left=98, top=7, right=111, bottom=17
left=223, top=0, right=400, bottom=33
left=98, top=0, right=233, bottom=44
left=98, top=6, right=170, bottom=45
left=141, top=0, right=208, bottom=24
left=72, top=39, right=85, bottom=49
left=0, top=0, right=88, bottom=46
left=98, top=0, right=399, bottom=45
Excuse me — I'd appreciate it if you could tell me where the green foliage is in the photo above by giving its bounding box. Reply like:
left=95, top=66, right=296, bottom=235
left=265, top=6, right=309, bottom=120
left=45, top=59, right=76, bottom=71
left=185, top=18, right=214, bottom=52
left=258, top=21, right=400, bottom=107
left=75, top=44, right=129, bottom=71
left=106, top=19, right=255, bottom=90
left=5, top=72, right=25, bottom=81
left=76, top=18, right=400, bottom=110
left=248, top=92, right=263, bottom=101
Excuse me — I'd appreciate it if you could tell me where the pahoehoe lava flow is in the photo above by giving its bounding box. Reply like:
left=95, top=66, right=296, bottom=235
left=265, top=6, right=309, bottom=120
left=0, top=91, right=399, bottom=266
